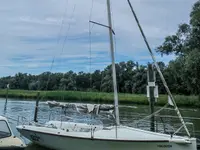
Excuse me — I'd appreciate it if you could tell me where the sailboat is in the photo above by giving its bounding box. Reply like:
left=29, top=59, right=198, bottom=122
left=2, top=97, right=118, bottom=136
left=16, top=0, right=197, bottom=150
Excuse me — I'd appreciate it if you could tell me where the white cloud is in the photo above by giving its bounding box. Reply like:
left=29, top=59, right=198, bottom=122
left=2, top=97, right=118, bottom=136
left=0, top=0, right=197, bottom=76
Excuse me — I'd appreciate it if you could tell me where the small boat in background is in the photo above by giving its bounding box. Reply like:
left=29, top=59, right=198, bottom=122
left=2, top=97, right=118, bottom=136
left=0, top=115, right=26, bottom=150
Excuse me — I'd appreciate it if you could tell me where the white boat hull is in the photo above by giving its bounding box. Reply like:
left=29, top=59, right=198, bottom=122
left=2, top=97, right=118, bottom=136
left=0, top=135, right=25, bottom=150
left=17, top=125, right=197, bottom=150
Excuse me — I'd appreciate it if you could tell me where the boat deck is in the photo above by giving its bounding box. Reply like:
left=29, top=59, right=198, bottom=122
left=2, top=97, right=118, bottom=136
left=17, top=125, right=194, bottom=142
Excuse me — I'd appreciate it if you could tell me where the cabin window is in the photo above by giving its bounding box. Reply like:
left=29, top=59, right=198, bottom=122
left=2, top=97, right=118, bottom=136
left=0, top=120, right=11, bottom=138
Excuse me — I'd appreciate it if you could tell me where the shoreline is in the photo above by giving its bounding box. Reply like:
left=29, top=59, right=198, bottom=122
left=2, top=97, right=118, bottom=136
left=0, top=89, right=199, bottom=107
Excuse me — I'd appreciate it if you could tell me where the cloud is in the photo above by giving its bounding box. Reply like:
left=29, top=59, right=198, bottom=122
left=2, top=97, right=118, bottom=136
left=0, top=0, right=197, bottom=76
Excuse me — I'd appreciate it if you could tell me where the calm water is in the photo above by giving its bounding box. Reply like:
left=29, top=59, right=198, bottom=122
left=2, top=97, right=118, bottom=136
left=1, top=98, right=200, bottom=150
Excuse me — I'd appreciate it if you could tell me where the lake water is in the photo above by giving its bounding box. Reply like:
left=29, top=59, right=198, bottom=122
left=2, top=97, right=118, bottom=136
left=0, top=98, right=200, bottom=149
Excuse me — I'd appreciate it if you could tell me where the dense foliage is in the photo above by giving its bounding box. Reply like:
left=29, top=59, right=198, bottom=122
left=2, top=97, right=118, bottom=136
left=0, top=60, right=191, bottom=95
left=157, top=0, right=200, bottom=97
left=0, top=61, right=154, bottom=94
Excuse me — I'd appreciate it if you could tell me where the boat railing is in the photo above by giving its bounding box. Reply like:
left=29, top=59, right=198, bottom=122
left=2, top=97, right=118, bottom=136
left=120, top=114, right=195, bottom=137
left=60, top=115, right=104, bottom=125
left=14, top=109, right=195, bottom=138
left=48, top=110, right=104, bottom=125
left=158, top=116, right=195, bottom=137
left=3, top=115, right=29, bottom=126
left=17, top=116, right=31, bottom=126
left=128, top=119, right=175, bottom=133
left=173, top=122, right=195, bottom=137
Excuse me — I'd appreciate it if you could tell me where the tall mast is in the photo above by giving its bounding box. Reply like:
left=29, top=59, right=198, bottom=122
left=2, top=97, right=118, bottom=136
left=107, top=0, right=120, bottom=126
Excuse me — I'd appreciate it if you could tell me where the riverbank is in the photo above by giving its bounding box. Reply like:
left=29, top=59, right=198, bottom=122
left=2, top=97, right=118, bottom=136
left=0, top=89, right=199, bottom=107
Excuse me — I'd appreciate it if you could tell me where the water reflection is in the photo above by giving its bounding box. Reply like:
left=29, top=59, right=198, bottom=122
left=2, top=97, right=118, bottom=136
left=3, top=100, right=7, bottom=115
left=25, top=143, right=50, bottom=150
left=0, top=98, right=200, bottom=150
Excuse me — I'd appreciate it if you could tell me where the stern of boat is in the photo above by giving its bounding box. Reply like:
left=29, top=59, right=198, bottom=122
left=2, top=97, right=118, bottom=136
left=0, top=135, right=26, bottom=150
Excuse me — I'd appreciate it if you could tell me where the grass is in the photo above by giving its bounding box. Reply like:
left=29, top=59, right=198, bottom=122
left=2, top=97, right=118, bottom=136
left=0, top=89, right=199, bottom=107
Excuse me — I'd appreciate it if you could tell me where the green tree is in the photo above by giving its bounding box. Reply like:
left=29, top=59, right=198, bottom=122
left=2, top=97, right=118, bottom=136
left=157, top=0, right=200, bottom=96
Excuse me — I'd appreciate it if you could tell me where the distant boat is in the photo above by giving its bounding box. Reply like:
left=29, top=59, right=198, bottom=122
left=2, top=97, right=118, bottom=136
left=16, top=0, right=197, bottom=150
left=0, top=115, right=26, bottom=150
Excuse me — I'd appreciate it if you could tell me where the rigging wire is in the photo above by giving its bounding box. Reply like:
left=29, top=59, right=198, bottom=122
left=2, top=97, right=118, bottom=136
left=60, top=5, right=76, bottom=56
left=59, top=4, right=76, bottom=92
left=56, top=0, right=69, bottom=45
left=127, top=0, right=190, bottom=137
left=41, top=2, right=76, bottom=100
left=59, top=4, right=76, bottom=91
left=40, top=0, right=69, bottom=94
left=89, top=0, right=94, bottom=91
left=59, top=4, right=76, bottom=97
left=89, top=0, right=94, bottom=20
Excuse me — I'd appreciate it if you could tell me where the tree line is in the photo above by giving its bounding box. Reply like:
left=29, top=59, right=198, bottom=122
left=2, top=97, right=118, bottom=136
left=0, top=61, right=154, bottom=94
left=0, top=60, right=193, bottom=95
left=0, top=0, right=199, bottom=96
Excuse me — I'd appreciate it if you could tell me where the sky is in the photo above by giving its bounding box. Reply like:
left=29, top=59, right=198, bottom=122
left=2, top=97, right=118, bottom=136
left=0, top=0, right=197, bottom=76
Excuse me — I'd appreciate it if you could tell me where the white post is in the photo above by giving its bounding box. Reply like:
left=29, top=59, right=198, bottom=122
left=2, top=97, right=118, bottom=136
left=106, top=0, right=120, bottom=126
